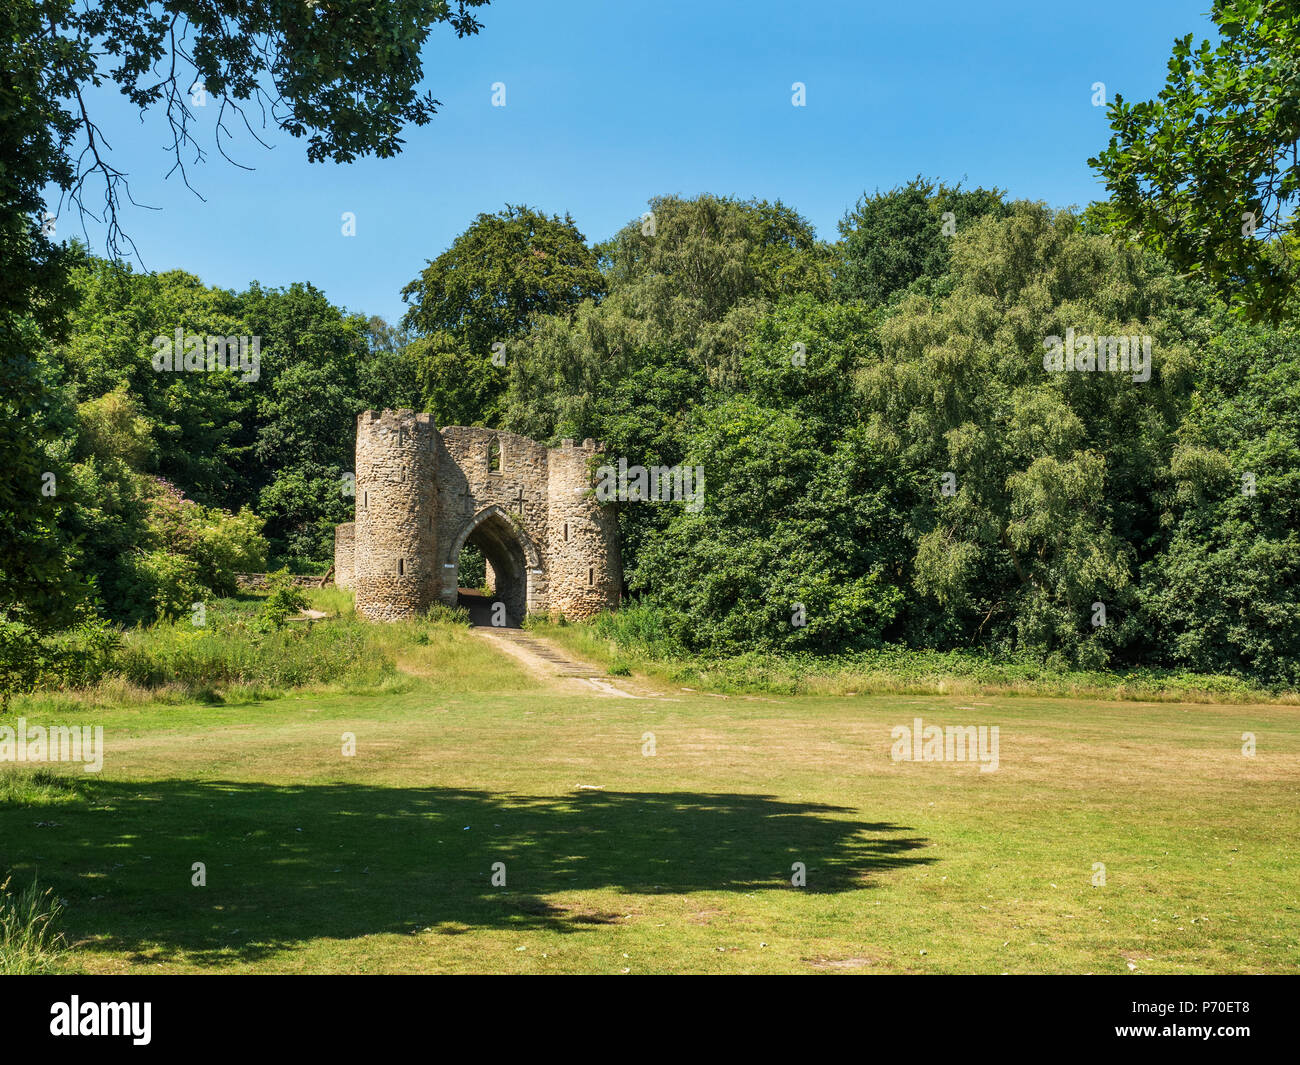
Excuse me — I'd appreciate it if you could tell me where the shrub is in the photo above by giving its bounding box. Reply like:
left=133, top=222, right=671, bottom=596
left=192, top=505, right=267, bottom=597
left=0, top=614, right=120, bottom=709
left=124, top=548, right=205, bottom=622
left=90, top=479, right=271, bottom=624
left=0, top=619, right=43, bottom=709
left=255, top=569, right=310, bottom=631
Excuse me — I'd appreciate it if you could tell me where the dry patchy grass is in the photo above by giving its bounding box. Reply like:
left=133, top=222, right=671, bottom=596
left=1, top=633, right=1295, bottom=974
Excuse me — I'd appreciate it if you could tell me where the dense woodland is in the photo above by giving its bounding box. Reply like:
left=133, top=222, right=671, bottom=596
left=12, top=184, right=1300, bottom=686
left=2, top=1, right=1298, bottom=693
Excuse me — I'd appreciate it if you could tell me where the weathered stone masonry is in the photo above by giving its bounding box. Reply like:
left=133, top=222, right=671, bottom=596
left=337, top=410, right=622, bottom=623
left=333, top=522, right=354, bottom=589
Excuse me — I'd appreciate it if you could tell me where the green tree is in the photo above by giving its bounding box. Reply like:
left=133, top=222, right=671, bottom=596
left=632, top=299, right=910, bottom=654
left=356, top=316, right=422, bottom=412
left=1139, top=317, right=1300, bottom=683
left=402, top=205, right=605, bottom=425
left=408, top=331, right=507, bottom=428
left=834, top=176, right=1008, bottom=307
left=239, top=282, right=370, bottom=564
left=591, top=194, right=829, bottom=380
left=1090, top=0, right=1300, bottom=321
left=0, top=3, right=83, bottom=633
left=3, top=0, right=490, bottom=630
left=55, top=254, right=258, bottom=508
left=504, top=194, right=829, bottom=441
left=403, top=205, right=605, bottom=353
left=57, top=387, right=153, bottom=613
left=857, top=203, right=1206, bottom=664
left=502, top=195, right=830, bottom=579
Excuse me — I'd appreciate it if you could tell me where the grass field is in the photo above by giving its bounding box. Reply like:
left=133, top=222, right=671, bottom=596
left=2, top=621, right=1297, bottom=974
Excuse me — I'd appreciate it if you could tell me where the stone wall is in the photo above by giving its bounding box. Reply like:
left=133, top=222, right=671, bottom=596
left=343, top=412, right=621, bottom=623
left=234, top=573, right=330, bottom=590
left=334, top=522, right=354, bottom=589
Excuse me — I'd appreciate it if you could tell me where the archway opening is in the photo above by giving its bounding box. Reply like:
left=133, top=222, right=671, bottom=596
left=453, top=509, right=529, bottom=627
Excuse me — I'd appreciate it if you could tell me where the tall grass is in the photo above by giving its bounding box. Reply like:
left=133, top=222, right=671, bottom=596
left=306, top=586, right=358, bottom=617
left=114, top=616, right=391, bottom=693
left=527, top=604, right=1297, bottom=704
left=0, top=768, right=83, bottom=807
left=0, top=875, right=68, bottom=975
left=368, top=610, right=537, bottom=692
left=10, top=589, right=401, bottom=708
left=6, top=587, right=530, bottom=709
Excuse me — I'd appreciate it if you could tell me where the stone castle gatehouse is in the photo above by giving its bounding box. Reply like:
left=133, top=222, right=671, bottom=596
left=334, top=410, right=622, bottom=624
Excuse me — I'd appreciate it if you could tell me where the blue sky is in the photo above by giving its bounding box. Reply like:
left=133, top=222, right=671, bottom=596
left=57, top=0, right=1214, bottom=325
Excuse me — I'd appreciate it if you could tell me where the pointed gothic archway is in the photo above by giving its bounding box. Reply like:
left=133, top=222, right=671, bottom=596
left=443, top=504, right=544, bottom=626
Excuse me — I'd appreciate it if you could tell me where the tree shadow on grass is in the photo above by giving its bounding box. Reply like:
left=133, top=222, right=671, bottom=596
left=0, top=778, right=932, bottom=964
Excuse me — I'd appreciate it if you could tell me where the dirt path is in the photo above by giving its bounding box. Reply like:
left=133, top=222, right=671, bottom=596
left=472, top=627, right=660, bottom=699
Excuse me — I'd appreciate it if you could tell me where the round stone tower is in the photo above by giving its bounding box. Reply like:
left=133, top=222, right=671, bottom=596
left=546, top=438, right=622, bottom=619
left=353, top=410, right=438, bottom=621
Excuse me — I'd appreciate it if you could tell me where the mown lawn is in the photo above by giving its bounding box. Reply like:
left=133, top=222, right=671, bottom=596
left=2, top=632, right=1297, bottom=974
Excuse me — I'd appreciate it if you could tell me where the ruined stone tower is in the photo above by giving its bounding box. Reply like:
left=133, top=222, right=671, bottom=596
left=334, top=410, right=621, bottom=624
